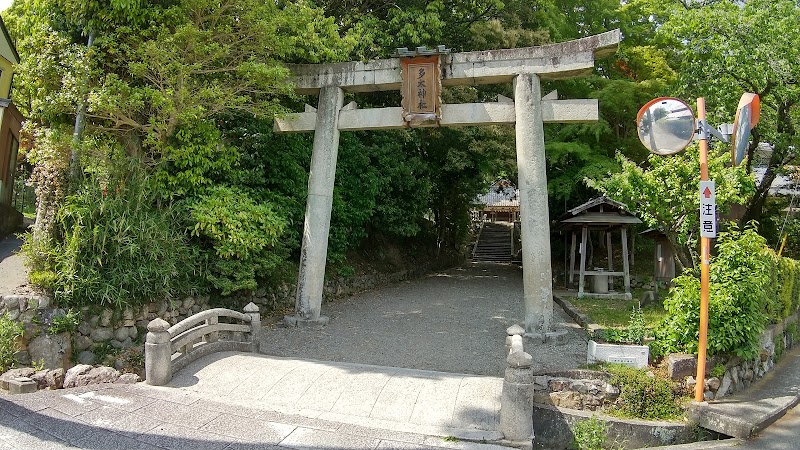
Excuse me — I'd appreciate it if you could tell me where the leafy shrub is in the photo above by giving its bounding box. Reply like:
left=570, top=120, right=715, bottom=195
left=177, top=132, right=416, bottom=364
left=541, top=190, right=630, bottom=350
left=152, top=122, right=239, bottom=200
left=0, top=315, right=24, bottom=373
left=47, top=309, right=81, bottom=335
left=655, top=227, right=775, bottom=359
left=591, top=307, right=649, bottom=345
left=186, top=185, right=288, bottom=295
left=776, top=257, right=798, bottom=318
left=23, top=168, right=202, bottom=309
left=625, top=306, right=647, bottom=345
left=607, top=364, right=683, bottom=420
left=572, top=416, right=608, bottom=450
left=592, top=328, right=626, bottom=344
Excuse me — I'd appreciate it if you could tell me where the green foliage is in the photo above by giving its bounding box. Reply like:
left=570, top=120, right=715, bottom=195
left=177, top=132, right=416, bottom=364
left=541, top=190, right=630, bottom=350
left=776, top=257, right=799, bottom=318
left=589, top=307, right=650, bottom=346
left=588, top=145, right=755, bottom=270
left=787, top=322, right=798, bottom=341
left=546, top=141, right=618, bottom=205
left=654, top=227, right=800, bottom=360
left=92, top=341, right=118, bottom=366
left=327, top=131, right=436, bottom=262
left=636, top=0, right=800, bottom=224
left=322, top=0, right=505, bottom=58
left=774, top=335, right=785, bottom=362
left=569, top=296, right=667, bottom=330
left=47, top=309, right=81, bottom=335
left=0, top=315, right=24, bottom=373
left=711, top=364, right=726, bottom=379
left=22, top=167, right=202, bottom=309
left=625, top=307, right=647, bottom=345
left=186, top=185, right=288, bottom=295
left=606, top=364, right=683, bottom=420
left=572, top=416, right=608, bottom=450
left=8, top=0, right=352, bottom=148
left=153, top=123, right=239, bottom=199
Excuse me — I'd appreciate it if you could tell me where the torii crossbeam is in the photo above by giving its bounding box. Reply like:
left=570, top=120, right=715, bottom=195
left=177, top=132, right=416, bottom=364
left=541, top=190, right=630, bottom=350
left=275, top=30, right=621, bottom=339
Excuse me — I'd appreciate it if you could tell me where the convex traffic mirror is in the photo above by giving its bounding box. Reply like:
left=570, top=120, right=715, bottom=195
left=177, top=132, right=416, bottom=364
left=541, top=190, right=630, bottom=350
left=636, top=97, right=696, bottom=156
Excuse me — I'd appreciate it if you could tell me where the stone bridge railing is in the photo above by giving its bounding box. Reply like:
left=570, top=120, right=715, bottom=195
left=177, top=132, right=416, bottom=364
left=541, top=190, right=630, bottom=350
left=145, top=303, right=261, bottom=386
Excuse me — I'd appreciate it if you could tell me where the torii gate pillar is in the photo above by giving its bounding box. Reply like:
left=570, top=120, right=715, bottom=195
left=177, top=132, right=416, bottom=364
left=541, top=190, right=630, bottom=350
left=285, top=86, right=343, bottom=326
left=514, top=73, right=553, bottom=336
left=276, top=30, right=621, bottom=333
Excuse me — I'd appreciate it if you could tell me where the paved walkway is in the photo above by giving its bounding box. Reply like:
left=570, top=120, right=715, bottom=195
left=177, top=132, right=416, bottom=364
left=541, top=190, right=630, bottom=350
left=170, top=352, right=503, bottom=441
left=259, top=263, right=588, bottom=377
left=689, top=341, right=800, bottom=439
left=0, top=380, right=510, bottom=450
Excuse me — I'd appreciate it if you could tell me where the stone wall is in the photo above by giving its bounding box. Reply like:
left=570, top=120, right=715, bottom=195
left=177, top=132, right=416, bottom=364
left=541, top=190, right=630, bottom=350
left=535, top=313, right=800, bottom=415
left=533, top=404, right=693, bottom=450
left=628, top=275, right=664, bottom=291
left=673, top=312, right=799, bottom=400
left=0, top=293, right=210, bottom=371
left=532, top=370, right=619, bottom=411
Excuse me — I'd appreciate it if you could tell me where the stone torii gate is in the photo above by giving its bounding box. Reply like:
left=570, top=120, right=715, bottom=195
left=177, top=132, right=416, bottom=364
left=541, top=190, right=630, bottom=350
left=275, top=30, right=620, bottom=338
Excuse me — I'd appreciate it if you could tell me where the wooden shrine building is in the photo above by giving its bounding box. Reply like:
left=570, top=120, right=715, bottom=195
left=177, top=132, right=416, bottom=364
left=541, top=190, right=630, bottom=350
left=474, top=179, right=520, bottom=223
left=560, top=196, right=641, bottom=299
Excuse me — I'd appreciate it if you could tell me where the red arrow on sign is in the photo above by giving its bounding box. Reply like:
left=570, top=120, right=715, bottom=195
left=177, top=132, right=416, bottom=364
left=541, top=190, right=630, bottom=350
left=703, top=186, right=712, bottom=198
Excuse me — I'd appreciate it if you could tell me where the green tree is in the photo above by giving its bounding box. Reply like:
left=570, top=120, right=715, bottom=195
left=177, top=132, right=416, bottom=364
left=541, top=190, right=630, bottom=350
left=7, top=0, right=352, bottom=298
left=588, top=143, right=755, bottom=270
left=642, top=0, right=800, bottom=225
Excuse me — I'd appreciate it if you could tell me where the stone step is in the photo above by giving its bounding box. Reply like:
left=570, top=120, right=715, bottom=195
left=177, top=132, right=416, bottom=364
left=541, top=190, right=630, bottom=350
left=473, top=224, right=513, bottom=262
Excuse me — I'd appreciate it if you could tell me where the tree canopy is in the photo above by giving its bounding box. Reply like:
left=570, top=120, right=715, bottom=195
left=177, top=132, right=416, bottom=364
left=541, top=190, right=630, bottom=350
left=7, top=0, right=798, bottom=305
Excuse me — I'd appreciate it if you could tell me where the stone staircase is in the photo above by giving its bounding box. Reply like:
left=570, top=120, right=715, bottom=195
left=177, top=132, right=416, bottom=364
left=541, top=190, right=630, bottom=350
left=472, top=222, right=513, bottom=263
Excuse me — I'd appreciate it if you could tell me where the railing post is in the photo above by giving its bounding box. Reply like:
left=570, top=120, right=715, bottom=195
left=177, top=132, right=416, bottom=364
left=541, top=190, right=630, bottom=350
left=207, top=316, right=219, bottom=343
left=244, top=302, right=261, bottom=352
left=145, top=318, right=172, bottom=386
left=500, top=326, right=534, bottom=447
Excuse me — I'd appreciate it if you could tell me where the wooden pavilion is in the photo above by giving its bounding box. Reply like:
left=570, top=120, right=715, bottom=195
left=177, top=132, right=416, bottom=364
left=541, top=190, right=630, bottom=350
left=560, top=196, right=641, bottom=299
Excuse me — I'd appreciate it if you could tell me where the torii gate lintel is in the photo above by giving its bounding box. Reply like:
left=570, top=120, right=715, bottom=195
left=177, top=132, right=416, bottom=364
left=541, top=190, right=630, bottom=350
left=277, top=30, right=621, bottom=338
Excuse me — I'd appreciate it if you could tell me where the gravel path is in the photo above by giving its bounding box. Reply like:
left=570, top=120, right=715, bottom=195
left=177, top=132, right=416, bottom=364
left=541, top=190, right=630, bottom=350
left=260, top=262, right=588, bottom=377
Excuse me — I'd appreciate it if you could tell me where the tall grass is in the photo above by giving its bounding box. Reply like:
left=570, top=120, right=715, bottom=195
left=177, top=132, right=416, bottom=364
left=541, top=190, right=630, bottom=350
left=23, top=169, right=203, bottom=309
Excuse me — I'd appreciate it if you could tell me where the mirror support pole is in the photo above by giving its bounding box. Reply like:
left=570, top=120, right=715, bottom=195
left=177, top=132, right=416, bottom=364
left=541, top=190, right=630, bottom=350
left=695, top=98, right=712, bottom=403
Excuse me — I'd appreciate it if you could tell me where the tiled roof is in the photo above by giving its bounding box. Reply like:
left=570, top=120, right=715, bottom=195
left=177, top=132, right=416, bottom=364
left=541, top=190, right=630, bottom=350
left=474, top=180, right=519, bottom=209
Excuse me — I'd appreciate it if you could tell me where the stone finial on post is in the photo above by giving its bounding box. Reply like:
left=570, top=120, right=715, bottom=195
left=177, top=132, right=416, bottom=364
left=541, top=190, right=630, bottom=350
left=506, top=324, right=526, bottom=353
left=145, top=318, right=172, bottom=386
left=243, top=302, right=261, bottom=352
left=500, top=326, right=535, bottom=447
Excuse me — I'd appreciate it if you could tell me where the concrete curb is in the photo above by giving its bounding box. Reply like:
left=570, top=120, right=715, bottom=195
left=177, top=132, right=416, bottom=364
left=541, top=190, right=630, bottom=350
left=685, top=393, right=800, bottom=440
left=553, top=294, right=601, bottom=334
left=640, top=439, right=745, bottom=449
